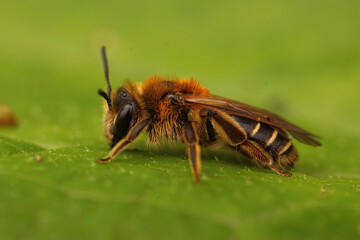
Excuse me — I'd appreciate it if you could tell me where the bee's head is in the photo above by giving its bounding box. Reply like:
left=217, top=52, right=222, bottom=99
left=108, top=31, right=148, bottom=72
left=98, top=46, right=139, bottom=147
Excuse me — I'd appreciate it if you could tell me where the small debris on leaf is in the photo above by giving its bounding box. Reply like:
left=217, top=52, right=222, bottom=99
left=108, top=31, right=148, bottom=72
left=34, top=155, right=43, bottom=162
left=0, top=105, right=17, bottom=127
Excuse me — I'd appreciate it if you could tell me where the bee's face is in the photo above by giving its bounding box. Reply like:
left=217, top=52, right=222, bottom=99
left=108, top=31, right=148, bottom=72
left=102, top=87, right=139, bottom=147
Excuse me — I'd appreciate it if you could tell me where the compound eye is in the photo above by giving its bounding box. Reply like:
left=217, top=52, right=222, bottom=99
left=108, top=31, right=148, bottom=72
left=111, top=104, right=133, bottom=147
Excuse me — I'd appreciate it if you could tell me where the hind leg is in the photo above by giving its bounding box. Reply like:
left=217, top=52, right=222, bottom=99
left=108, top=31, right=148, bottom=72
left=239, top=140, right=292, bottom=177
left=268, top=165, right=292, bottom=177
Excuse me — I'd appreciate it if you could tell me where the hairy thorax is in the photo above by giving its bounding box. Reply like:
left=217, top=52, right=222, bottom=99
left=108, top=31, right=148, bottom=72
left=134, top=76, right=209, bottom=143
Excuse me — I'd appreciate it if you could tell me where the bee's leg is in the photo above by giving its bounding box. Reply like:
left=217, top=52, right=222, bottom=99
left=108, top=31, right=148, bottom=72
left=183, top=121, right=201, bottom=184
left=97, top=119, right=149, bottom=163
left=268, top=165, right=292, bottom=177
left=239, top=140, right=292, bottom=177
left=200, top=108, right=246, bottom=146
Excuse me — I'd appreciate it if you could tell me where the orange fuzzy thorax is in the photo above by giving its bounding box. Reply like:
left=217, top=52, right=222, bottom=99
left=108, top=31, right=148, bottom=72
left=123, top=76, right=209, bottom=118
left=121, top=76, right=209, bottom=142
left=140, top=76, right=209, bottom=97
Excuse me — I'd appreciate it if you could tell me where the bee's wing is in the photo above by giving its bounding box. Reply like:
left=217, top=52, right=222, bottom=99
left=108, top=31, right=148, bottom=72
left=182, top=94, right=321, bottom=146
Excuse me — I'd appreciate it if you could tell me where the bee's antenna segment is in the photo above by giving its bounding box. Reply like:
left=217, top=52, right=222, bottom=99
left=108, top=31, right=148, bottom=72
left=101, top=46, right=112, bottom=97
left=98, top=89, right=112, bottom=107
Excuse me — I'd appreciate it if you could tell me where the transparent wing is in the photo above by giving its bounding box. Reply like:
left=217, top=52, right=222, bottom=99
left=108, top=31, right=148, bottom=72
left=182, top=94, right=321, bottom=146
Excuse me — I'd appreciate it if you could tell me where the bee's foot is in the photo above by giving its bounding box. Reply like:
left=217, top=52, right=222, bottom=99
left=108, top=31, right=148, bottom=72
left=280, top=171, right=292, bottom=177
left=269, top=165, right=292, bottom=177
left=97, top=157, right=111, bottom=164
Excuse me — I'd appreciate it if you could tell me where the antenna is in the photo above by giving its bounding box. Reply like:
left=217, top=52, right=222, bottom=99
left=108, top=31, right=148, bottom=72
left=97, top=89, right=112, bottom=107
left=101, top=46, right=112, bottom=97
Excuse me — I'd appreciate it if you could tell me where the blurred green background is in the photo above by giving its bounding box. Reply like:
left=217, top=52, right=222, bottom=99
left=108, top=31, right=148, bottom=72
left=1, top=0, right=359, bottom=239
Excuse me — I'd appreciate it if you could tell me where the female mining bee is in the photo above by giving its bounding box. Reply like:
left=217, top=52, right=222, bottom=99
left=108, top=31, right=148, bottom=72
left=97, top=46, right=321, bottom=183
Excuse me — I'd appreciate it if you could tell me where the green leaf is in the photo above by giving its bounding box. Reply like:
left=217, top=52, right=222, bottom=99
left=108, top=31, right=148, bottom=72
left=0, top=136, right=44, bottom=157
left=0, top=137, right=359, bottom=240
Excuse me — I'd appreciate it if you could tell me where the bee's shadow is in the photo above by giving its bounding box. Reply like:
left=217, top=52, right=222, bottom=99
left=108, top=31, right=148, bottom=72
left=125, top=142, right=326, bottom=176
left=127, top=143, right=255, bottom=168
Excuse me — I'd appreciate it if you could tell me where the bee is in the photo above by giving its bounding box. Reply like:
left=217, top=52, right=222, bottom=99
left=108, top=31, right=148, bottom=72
left=97, top=46, right=321, bottom=183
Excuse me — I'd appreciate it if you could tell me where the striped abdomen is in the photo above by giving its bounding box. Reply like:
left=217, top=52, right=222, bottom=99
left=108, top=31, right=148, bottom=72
left=232, top=116, right=298, bottom=169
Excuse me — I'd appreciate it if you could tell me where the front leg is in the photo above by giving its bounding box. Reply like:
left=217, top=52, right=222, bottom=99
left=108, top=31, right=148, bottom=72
left=183, top=121, right=202, bottom=184
left=97, top=119, right=149, bottom=163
